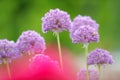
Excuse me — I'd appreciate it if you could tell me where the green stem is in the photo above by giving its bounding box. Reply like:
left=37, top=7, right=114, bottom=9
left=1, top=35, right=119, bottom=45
left=2, top=59, right=12, bottom=80
left=56, top=31, right=63, bottom=70
left=84, top=44, right=89, bottom=80
left=6, top=63, right=12, bottom=80
left=98, top=64, right=101, bottom=80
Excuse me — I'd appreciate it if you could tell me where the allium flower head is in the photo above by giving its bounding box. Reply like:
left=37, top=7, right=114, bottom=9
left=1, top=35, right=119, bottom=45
left=88, top=48, right=114, bottom=65
left=77, top=68, right=98, bottom=80
left=72, top=15, right=99, bottom=31
left=42, top=8, right=71, bottom=33
left=16, top=30, right=45, bottom=54
left=70, top=25, right=99, bottom=44
left=70, top=15, right=99, bottom=44
left=0, top=39, right=20, bottom=64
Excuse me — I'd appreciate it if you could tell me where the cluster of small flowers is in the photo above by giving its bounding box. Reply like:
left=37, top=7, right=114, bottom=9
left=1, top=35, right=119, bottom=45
left=0, top=39, right=20, bottom=64
left=0, top=29, right=65, bottom=79
left=0, top=30, right=46, bottom=64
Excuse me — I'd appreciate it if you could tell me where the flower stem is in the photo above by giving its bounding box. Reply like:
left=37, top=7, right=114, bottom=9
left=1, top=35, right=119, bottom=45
left=6, top=63, right=12, bottom=80
left=98, top=64, right=101, bottom=80
left=84, top=44, right=89, bottom=80
left=2, top=59, right=12, bottom=80
left=55, top=31, right=63, bottom=70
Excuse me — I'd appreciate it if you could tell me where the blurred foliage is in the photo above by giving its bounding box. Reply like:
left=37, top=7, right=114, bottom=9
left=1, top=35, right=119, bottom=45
left=0, top=0, right=119, bottom=54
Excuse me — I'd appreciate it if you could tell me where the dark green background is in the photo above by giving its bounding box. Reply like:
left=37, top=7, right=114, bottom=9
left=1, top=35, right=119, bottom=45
left=0, top=0, right=119, bottom=53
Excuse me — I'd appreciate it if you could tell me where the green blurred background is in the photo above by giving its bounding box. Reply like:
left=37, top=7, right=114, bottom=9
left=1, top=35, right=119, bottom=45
left=0, top=0, right=119, bottom=54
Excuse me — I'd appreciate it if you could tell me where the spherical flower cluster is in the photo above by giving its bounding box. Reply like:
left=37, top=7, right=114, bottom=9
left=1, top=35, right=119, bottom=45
left=72, top=15, right=99, bottom=31
left=70, top=15, right=99, bottom=44
left=70, top=25, right=99, bottom=44
left=42, top=8, right=71, bottom=33
left=16, top=30, right=46, bottom=54
left=29, top=54, right=62, bottom=80
left=88, top=48, right=114, bottom=65
left=0, top=39, right=21, bottom=64
left=77, top=68, right=98, bottom=80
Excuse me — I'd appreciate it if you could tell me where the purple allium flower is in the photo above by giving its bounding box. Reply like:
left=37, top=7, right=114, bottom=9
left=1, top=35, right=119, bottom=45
left=42, top=8, right=71, bottom=33
left=88, top=48, right=114, bottom=65
left=16, top=30, right=46, bottom=54
left=70, top=25, right=99, bottom=44
left=72, top=15, right=99, bottom=31
left=77, top=68, right=98, bottom=80
left=70, top=15, right=99, bottom=44
left=0, top=39, right=21, bottom=64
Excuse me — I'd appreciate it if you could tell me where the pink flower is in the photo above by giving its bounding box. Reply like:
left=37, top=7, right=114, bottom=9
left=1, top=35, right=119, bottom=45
left=29, top=54, right=65, bottom=80
left=5, top=44, right=76, bottom=80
